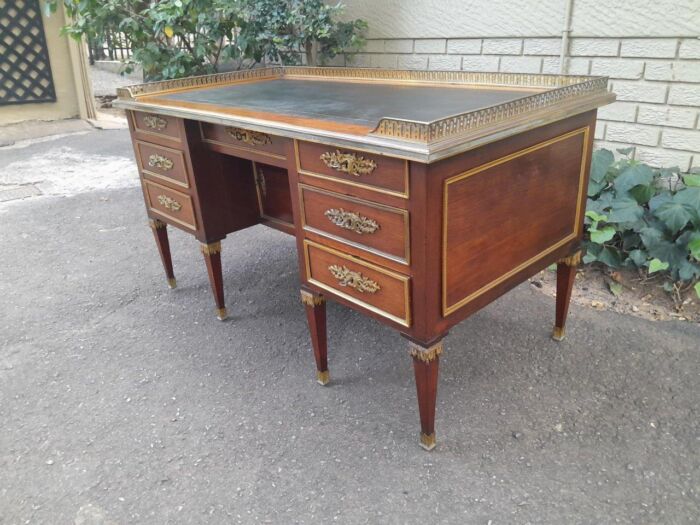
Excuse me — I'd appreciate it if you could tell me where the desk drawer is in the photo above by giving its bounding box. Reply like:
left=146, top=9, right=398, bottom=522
left=136, top=141, right=190, bottom=189
left=200, top=122, right=287, bottom=159
left=300, top=185, right=409, bottom=264
left=132, top=112, right=181, bottom=141
left=297, top=141, right=408, bottom=199
left=144, top=180, right=197, bottom=231
left=304, top=240, right=410, bottom=327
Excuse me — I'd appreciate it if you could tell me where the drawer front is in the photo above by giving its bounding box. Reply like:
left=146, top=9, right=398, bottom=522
left=254, top=163, right=294, bottom=226
left=136, top=141, right=190, bottom=189
left=300, top=185, right=409, bottom=264
left=304, top=240, right=410, bottom=327
left=132, top=112, right=181, bottom=141
left=144, top=180, right=197, bottom=231
left=200, top=122, right=287, bottom=159
left=296, top=141, right=408, bottom=198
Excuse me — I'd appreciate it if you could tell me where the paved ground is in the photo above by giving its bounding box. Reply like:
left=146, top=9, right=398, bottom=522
left=0, top=126, right=699, bottom=524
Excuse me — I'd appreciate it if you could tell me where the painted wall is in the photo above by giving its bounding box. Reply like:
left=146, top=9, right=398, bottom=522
left=0, top=1, right=80, bottom=125
left=338, top=0, right=700, bottom=170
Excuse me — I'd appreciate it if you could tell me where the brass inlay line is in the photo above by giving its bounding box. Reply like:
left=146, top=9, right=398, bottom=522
left=324, top=208, right=380, bottom=235
left=157, top=194, right=181, bottom=212
left=226, top=127, right=272, bottom=146
left=320, top=150, right=377, bottom=177
left=441, top=126, right=590, bottom=317
left=148, top=154, right=174, bottom=171
left=143, top=115, right=167, bottom=130
left=303, top=240, right=411, bottom=327
left=328, top=264, right=381, bottom=294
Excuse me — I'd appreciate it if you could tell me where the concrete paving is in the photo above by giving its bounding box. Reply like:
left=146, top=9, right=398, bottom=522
left=0, top=127, right=699, bottom=524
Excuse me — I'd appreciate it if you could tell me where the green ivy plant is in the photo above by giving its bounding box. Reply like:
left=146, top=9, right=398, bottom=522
left=585, top=148, right=700, bottom=300
left=46, top=0, right=366, bottom=80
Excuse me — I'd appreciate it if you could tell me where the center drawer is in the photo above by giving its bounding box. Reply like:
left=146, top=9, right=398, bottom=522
left=299, top=184, right=409, bottom=264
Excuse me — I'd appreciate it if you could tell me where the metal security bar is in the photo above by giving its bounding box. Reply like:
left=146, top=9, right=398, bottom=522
left=0, top=0, right=57, bottom=105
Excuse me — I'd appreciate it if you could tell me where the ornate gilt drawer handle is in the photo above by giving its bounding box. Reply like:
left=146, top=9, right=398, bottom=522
left=143, top=115, right=167, bottom=130
left=226, top=127, right=271, bottom=146
left=324, top=208, right=380, bottom=235
left=148, top=154, right=174, bottom=171
left=320, top=150, right=377, bottom=177
left=328, top=264, right=380, bottom=294
left=157, top=194, right=182, bottom=212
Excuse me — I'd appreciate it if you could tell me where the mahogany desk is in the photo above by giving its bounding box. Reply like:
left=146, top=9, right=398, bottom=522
left=114, top=67, right=614, bottom=450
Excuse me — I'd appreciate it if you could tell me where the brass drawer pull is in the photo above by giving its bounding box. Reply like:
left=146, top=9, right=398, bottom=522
left=324, top=208, right=380, bottom=234
left=148, top=153, right=174, bottom=171
left=320, top=150, right=377, bottom=177
left=143, top=115, right=167, bottom=130
left=328, top=264, right=380, bottom=293
left=157, top=194, right=182, bottom=212
left=226, top=127, right=271, bottom=146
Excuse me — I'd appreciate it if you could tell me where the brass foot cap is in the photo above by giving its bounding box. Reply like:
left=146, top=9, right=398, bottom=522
left=167, top=278, right=177, bottom=289
left=316, top=370, right=330, bottom=386
left=420, top=432, right=436, bottom=451
left=216, top=307, right=228, bottom=321
left=551, top=326, right=565, bottom=342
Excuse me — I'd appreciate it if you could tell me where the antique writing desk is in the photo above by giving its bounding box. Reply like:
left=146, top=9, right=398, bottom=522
left=114, top=67, right=614, bottom=450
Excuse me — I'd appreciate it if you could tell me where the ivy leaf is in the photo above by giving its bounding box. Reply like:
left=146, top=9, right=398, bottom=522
left=585, top=210, right=608, bottom=222
left=590, top=149, right=614, bottom=183
left=689, top=238, right=700, bottom=260
left=695, top=282, right=700, bottom=299
left=628, top=249, right=648, bottom=267
left=674, top=188, right=700, bottom=226
left=648, top=258, right=669, bottom=274
left=607, top=197, right=644, bottom=223
left=587, top=179, right=607, bottom=197
left=649, top=192, right=672, bottom=212
left=628, top=184, right=655, bottom=204
left=608, top=281, right=623, bottom=296
left=164, top=26, right=174, bottom=38
left=590, top=225, right=616, bottom=244
left=597, top=246, right=622, bottom=268
left=654, top=201, right=693, bottom=233
left=682, top=173, right=700, bottom=187
left=613, top=164, right=654, bottom=196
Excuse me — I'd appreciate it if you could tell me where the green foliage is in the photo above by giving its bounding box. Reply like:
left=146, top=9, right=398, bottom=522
left=585, top=148, right=700, bottom=298
left=46, top=0, right=366, bottom=80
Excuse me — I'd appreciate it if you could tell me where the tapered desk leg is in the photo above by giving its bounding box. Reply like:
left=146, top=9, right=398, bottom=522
left=553, top=250, right=581, bottom=341
left=149, top=219, right=176, bottom=289
left=409, top=339, right=443, bottom=451
left=200, top=241, right=227, bottom=321
left=301, top=288, right=328, bottom=385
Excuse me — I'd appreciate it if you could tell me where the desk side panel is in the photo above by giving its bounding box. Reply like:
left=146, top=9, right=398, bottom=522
left=423, top=110, right=597, bottom=336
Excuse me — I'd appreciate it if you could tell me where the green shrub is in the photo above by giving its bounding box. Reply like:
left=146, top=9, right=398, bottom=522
left=585, top=148, right=700, bottom=299
left=47, top=0, right=367, bottom=80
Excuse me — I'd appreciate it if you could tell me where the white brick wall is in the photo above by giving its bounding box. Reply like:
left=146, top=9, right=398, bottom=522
left=343, top=35, right=700, bottom=170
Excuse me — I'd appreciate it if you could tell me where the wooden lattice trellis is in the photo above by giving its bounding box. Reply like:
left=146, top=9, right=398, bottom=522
left=0, top=0, right=57, bottom=105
